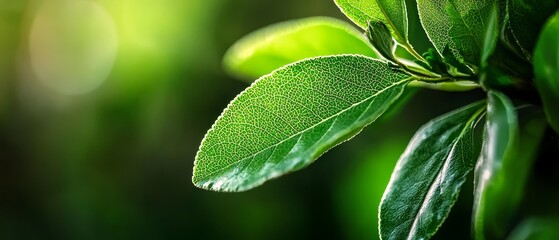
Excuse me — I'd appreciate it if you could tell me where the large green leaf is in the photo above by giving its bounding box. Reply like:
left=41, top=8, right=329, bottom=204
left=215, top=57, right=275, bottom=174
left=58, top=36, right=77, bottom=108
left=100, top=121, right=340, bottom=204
left=508, top=0, right=559, bottom=61
left=223, top=17, right=377, bottom=80
left=473, top=91, right=546, bottom=239
left=417, top=0, right=495, bottom=66
left=534, top=11, right=559, bottom=134
left=193, top=55, right=412, bottom=192
left=379, top=101, right=485, bottom=240
left=334, top=0, right=408, bottom=44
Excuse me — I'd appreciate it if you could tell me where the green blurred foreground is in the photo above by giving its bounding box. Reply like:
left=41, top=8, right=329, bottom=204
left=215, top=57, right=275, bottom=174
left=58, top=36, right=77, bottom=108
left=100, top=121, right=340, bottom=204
left=0, top=0, right=489, bottom=239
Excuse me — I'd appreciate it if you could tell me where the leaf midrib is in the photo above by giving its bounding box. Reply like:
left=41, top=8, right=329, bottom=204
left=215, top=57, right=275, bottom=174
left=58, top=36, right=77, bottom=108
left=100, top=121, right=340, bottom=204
left=405, top=107, right=483, bottom=239
left=198, top=77, right=412, bottom=181
left=448, top=1, right=482, bottom=52
left=373, top=0, right=406, bottom=43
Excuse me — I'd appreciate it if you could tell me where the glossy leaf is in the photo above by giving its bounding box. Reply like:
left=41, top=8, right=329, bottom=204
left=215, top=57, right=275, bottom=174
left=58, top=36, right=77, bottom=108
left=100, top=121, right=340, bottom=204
left=508, top=0, right=559, bottom=60
left=193, top=55, right=412, bottom=192
left=473, top=92, right=547, bottom=239
left=223, top=17, right=377, bottom=80
left=534, top=11, right=559, bottom=134
left=417, top=0, right=495, bottom=65
left=379, top=101, right=485, bottom=240
left=334, top=0, right=408, bottom=44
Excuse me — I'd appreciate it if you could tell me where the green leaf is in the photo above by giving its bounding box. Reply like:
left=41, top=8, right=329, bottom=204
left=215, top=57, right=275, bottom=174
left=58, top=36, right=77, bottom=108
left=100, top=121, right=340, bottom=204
left=417, top=0, right=496, bottom=66
left=481, top=6, right=499, bottom=66
left=509, top=218, right=559, bottom=240
left=223, top=17, right=377, bottom=80
left=193, top=55, right=412, bottom=192
left=473, top=91, right=546, bottom=239
left=379, top=101, right=485, bottom=240
left=441, top=46, right=475, bottom=76
left=534, top=11, right=559, bottom=134
left=334, top=0, right=408, bottom=44
left=366, top=21, right=397, bottom=63
left=508, top=0, right=559, bottom=61
left=416, top=48, right=447, bottom=73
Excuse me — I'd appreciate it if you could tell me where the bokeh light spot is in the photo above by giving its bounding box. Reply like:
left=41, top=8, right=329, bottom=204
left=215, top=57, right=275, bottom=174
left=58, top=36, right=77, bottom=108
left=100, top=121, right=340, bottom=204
left=29, top=0, right=117, bottom=95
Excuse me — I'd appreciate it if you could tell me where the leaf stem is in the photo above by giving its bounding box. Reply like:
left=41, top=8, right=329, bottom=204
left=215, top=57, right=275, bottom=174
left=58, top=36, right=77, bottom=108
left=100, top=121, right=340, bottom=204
left=402, top=42, right=426, bottom=62
left=415, top=75, right=477, bottom=83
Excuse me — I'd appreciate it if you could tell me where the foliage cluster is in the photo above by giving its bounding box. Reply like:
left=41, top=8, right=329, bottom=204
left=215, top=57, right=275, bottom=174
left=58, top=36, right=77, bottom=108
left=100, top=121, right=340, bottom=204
left=193, top=1, right=559, bottom=239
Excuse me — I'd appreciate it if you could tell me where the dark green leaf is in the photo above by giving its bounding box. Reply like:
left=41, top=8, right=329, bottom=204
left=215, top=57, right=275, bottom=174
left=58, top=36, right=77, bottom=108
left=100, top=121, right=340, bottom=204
left=366, top=21, right=397, bottom=63
left=379, top=101, right=485, bottom=240
left=193, top=55, right=412, bottom=192
left=534, top=11, right=559, bottom=134
left=418, top=48, right=447, bottom=74
left=223, top=17, right=377, bottom=80
left=441, top=46, right=475, bottom=76
left=508, top=0, right=559, bottom=61
left=473, top=91, right=546, bottom=239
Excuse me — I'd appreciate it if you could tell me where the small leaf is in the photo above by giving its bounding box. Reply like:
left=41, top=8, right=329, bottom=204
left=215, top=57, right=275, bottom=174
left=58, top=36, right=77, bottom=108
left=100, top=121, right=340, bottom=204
left=366, top=21, right=397, bottom=63
left=417, top=0, right=497, bottom=66
left=534, top=11, right=559, bottom=134
left=223, top=17, right=377, bottom=80
left=508, top=0, right=559, bottom=61
left=193, top=55, right=412, bottom=192
left=473, top=91, right=546, bottom=239
left=379, top=101, right=485, bottom=240
left=335, top=0, right=408, bottom=44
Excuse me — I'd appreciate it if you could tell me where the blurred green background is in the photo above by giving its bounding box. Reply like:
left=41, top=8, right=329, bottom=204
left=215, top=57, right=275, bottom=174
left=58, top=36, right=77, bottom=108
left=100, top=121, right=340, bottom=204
left=0, top=0, right=486, bottom=239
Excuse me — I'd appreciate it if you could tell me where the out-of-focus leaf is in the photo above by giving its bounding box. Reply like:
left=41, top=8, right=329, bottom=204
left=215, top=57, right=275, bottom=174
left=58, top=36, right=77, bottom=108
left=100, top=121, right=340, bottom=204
left=481, top=6, right=499, bottom=66
left=334, top=0, right=408, bottom=44
left=508, top=218, right=559, bottom=240
left=508, top=0, right=559, bottom=61
left=193, top=55, right=412, bottom=192
left=223, top=17, right=377, bottom=80
left=473, top=92, right=546, bottom=239
left=417, top=0, right=495, bottom=66
left=379, top=101, right=485, bottom=240
left=534, top=11, right=559, bottom=134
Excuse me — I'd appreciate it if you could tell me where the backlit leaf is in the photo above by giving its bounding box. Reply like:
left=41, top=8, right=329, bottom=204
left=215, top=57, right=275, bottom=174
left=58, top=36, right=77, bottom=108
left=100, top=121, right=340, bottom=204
left=417, top=0, right=496, bottom=66
left=193, top=55, right=412, bottom=192
left=335, top=0, right=408, bottom=44
left=223, top=17, right=377, bottom=80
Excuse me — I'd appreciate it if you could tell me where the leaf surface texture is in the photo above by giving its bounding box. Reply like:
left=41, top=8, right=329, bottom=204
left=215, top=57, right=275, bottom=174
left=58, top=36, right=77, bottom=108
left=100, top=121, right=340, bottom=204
left=194, top=55, right=411, bottom=191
